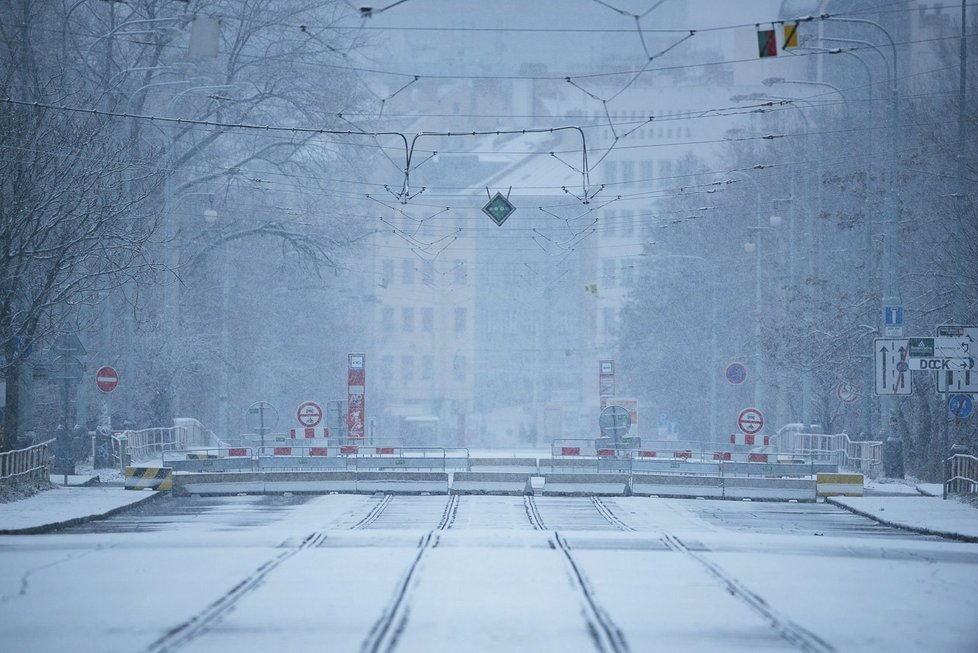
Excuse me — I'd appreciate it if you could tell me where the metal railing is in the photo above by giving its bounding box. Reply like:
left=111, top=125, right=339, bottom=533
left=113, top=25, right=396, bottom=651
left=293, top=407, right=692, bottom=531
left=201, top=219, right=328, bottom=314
left=113, top=418, right=226, bottom=467
left=0, top=439, right=54, bottom=483
left=945, top=454, right=978, bottom=496
left=775, top=431, right=882, bottom=477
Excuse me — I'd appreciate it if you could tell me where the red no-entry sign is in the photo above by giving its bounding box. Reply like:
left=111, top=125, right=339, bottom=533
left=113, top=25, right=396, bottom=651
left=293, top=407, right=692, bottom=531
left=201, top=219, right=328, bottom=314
left=96, top=366, right=119, bottom=393
left=296, top=400, right=323, bottom=427
left=737, top=407, right=764, bottom=435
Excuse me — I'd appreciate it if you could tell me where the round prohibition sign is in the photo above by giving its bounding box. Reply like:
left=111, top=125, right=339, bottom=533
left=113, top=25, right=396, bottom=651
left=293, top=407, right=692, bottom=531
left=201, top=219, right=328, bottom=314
left=725, top=362, right=748, bottom=385
left=836, top=381, right=860, bottom=404
left=296, top=400, right=323, bottom=427
left=737, top=407, right=764, bottom=435
left=95, top=366, right=119, bottom=393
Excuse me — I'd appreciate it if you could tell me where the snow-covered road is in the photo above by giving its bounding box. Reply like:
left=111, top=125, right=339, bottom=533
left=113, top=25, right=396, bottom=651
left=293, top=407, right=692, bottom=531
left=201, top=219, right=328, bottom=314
left=1, top=494, right=976, bottom=652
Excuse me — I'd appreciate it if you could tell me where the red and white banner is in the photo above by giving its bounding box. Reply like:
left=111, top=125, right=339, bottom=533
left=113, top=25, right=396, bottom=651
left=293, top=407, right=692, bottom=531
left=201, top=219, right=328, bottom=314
left=729, top=433, right=771, bottom=446
left=289, top=427, right=329, bottom=439
left=347, top=353, right=365, bottom=439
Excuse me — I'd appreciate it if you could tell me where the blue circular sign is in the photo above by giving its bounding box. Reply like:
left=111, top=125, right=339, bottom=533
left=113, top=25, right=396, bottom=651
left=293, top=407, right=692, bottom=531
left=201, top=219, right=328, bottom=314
left=949, top=395, right=974, bottom=419
left=726, top=363, right=748, bottom=385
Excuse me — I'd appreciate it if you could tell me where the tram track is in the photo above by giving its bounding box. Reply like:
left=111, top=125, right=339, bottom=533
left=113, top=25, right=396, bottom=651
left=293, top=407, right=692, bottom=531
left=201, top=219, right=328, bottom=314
left=143, top=530, right=329, bottom=653
left=524, top=495, right=629, bottom=653
left=591, top=496, right=635, bottom=531
left=661, top=532, right=834, bottom=653
left=352, top=494, right=395, bottom=529
left=359, top=494, right=459, bottom=653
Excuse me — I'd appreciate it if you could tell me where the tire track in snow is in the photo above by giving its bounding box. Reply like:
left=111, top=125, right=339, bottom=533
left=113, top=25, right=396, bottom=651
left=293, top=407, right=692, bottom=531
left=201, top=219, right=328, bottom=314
left=661, top=532, right=834, bottom=653
left=143, top=530, right=329, bottom=653
left=526, top=496, right=628, bottom=653
left=352, top=494, right=394, bottom=529
left=591, top=497, right=635, bottom=531
left=359, top=494, right=458, bottom=653
left=523, top=494, right=547, bottom=530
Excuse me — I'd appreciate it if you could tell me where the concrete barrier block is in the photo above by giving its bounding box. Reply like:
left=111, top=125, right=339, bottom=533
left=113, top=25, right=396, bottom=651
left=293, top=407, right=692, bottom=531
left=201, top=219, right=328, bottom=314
left=542, top=473, right=628, bottom=496
left=355, top=471, right=449, bottom=495
left=725, top=477, right=816, bottom=501
left=468, top=458, right=538, bottom=473
left=630, top=473, right=723, bottom=498
left=451, top=472, right=533, bottom=495
left=816, top=472, right=864, bottom=497
left=263, top=471, right=357, bottom=493
left=172, top=472, right=265, bottom=496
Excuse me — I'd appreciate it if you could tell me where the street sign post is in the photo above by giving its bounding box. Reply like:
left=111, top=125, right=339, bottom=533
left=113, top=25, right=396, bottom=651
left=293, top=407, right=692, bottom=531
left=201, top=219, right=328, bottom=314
left=737, top=407, right=764, bottom=435
left=725, top=362, right=747, bottom=385
left=95, top=366, right=119, bottom=393
left=247, top=401, right=277, bottom=450
left=599, top=404, right=631, bottom=441
left=937, top=326, right=978, bottom=394
left=873, top=338, right=912, bottom=396
left=906, top=337, right=972, bottom=371
left=949, top=395, right=974, bottom=419
left=296, top=400, right=323, bottom=427
left=836, top=381, right=860, bottom=404
left=883, top=305, right=904, bottom=337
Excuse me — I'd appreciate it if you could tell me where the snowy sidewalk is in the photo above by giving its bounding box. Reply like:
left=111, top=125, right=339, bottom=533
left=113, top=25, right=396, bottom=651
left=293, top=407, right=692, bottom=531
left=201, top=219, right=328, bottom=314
left=829, top=494, right=978, bottom=542
left=0, top=485, right=159, bottom=535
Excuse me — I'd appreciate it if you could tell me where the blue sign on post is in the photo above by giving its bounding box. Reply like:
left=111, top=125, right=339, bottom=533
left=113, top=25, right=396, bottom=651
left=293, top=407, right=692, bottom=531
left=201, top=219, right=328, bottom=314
left=949, top=395, right=974, bottom=419
left=725, top=362, right=748, bottom=385
left=884, top=306, right=904, bottom=326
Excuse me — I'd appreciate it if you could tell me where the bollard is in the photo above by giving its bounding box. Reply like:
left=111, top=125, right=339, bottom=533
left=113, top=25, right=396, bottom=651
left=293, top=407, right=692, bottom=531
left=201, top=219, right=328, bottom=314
left=119, top=435, right=128, bottom=474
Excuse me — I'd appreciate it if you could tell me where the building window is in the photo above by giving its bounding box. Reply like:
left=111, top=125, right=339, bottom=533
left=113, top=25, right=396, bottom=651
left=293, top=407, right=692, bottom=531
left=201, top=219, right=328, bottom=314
left=382, top=307, right=394, bottom=333
left=402, top=259, right=414, bottom=284
left=604, top=160, right=618, bottom=184
left=619, top=209, right=634, bottom=237
left=621, top=260, right=635, bottom=287
left=380, top=355, right=394, bottom=382
left=604, top=210, right=617, bottom=238
left=422, top=260, right=435, bottom=285
left=602, top=258, right=616, bottom=287
left=422, top=307, right=434, bottom=333
left=421, top=355, right=433, bottom=380
left=603, top=307, right=617, bottom=335
left=453, top=259, right=467, bottom=284
left=401, top=355, right=414, bottom=382
left=454, top=307, right=467, bottom=332
left=621, top=160, right=634, bottom=183
left=381, top=259, right=394, bottom=287
left=453, top=355, right=467, bottom=382
left=402, top=307, right=414, bottom=332
left=640, top=160, right=654, bottom=183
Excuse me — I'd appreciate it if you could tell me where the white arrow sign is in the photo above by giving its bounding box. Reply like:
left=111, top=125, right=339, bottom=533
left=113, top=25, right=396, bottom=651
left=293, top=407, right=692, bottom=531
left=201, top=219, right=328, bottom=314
left=874, top=338, right=912, bottom=396
left=937, top=325, right=978, bottom=394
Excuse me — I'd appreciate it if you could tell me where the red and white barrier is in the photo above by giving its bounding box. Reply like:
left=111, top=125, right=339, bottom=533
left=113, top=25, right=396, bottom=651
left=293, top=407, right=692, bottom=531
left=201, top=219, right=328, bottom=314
left=729, top=433, right=770, bottom=446
left=290, top=427, right=330, bottom=439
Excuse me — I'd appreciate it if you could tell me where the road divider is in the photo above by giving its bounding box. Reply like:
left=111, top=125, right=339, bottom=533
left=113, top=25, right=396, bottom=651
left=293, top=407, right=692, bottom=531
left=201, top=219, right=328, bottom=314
left=816, top=473, right=865, bottom=497
left=542, top=473, right=629, bottom=496
left=451, top=472, right=533, bottom=495
left=124, top=466, right=173, bottom=491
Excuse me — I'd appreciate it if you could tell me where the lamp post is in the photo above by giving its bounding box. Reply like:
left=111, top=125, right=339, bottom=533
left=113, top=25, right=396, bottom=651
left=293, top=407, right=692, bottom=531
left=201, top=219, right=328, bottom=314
left=647, top=254, right=719, bottom=444
left=729, top=170, right=766, bottom=417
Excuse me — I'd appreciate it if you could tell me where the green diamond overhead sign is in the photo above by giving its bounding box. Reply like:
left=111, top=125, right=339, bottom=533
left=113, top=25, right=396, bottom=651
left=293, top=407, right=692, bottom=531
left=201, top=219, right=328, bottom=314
left=482, top=192, right=516, bottom=226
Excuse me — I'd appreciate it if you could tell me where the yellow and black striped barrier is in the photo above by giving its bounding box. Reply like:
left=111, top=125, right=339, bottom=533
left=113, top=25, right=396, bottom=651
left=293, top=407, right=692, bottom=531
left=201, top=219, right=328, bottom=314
left=124, top=466, right=173, bottom=491
left=816, top=472, right=864, bottom=497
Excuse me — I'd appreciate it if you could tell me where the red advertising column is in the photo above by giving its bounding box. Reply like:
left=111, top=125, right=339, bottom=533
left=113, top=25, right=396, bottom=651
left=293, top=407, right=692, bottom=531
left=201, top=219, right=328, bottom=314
left=347, top=353, right=365, bottom=440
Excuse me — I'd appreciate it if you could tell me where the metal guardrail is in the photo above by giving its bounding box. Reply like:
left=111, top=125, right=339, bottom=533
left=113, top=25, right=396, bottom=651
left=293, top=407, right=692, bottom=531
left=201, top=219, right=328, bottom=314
left=113, top=418, right=227, bottom=468
left=774, top=432, right=882, bottom=477
left=945, top=454, right=978, bottom=496
left=0, top=439, right=54, bottom=482
left=162, top=446, right=471, bottom=473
